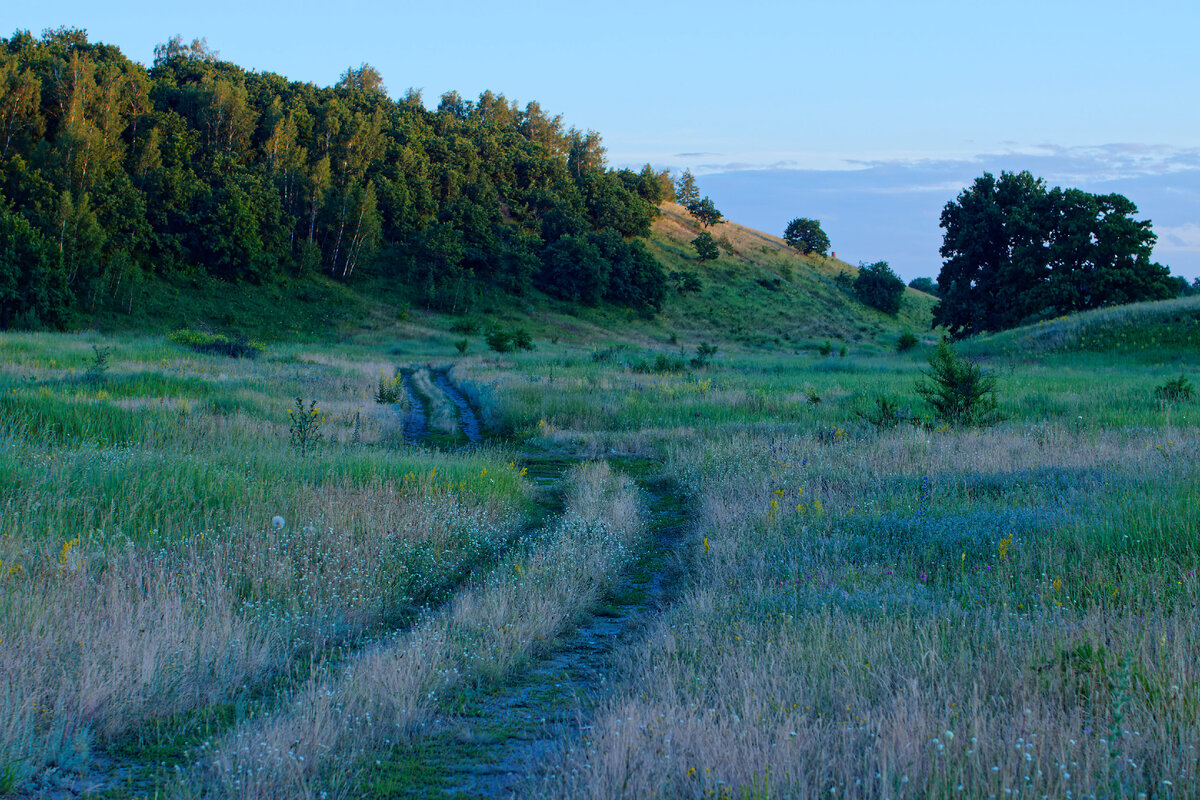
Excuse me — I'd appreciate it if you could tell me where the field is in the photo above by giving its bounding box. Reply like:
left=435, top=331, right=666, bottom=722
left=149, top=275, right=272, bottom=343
left=1, top=299, right=1197, bottom=798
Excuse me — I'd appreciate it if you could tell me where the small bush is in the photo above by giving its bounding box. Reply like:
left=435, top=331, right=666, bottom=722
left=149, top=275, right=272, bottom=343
left=818, top=339, right=833, bottom=356
left=485, top=328, right=514, bottom=353
left=85, top=344, right=111, bottom=383
left=449, top=317, right=479, bottom=335
left=897, top=331, right=919, bottom=352
left=915, top=341, right=999, bottom=426
left=1154, top=374, right=1194, bottom=402
left=691, top=342, right=718, bottom=367
left=853, top=261, right=905, bottom=315
left=633, top=353, right=689, bottom=374
left=855, top=395, right=907, bottom=429
left=511, top=328, right=534, bottom=350
left=454, top=338, right=469, bottom=355
left=169, top=328, right=261, bottom=358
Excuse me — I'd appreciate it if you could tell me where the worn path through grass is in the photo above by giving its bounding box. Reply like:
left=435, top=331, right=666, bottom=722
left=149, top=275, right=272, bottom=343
left=351, top=379, right=695, bottom=799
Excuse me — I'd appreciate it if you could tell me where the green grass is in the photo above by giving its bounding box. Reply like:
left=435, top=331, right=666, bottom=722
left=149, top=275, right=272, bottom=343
left=4, top=281, right=1198, bottom=799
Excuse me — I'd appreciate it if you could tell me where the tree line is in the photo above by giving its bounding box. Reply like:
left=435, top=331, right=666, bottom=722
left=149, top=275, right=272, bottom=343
left=0, top=29, right=672, bottom=328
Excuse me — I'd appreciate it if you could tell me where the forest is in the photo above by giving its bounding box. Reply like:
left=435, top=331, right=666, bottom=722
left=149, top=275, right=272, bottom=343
left=0, top=29, right=671, bottom=329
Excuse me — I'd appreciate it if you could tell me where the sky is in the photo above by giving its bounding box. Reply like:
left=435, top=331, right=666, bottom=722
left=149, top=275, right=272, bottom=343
left=8, top=0, right=1200, bottom=280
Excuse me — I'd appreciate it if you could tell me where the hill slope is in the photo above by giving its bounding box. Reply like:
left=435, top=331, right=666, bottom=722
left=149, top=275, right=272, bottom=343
left=86, top=201, right=938, bottom=354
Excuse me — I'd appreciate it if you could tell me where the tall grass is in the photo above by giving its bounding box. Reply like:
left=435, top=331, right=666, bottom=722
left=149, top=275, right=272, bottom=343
left=0, top=335, right=530, bottom=793
left=192, top=461, right=644, bottom=799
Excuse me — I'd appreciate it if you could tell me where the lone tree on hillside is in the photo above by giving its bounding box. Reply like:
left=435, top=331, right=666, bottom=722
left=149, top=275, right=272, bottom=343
left=853, top=261, right=905, bottom=315
left=690, top=196, right=723, bottom=228
left=783, top=218, right=830, bottom=255
left=907, top=276, right=938, bottom=296
left=934, top=170, right=1173, bottom=338
left=692, top=231, right=719, bottom=263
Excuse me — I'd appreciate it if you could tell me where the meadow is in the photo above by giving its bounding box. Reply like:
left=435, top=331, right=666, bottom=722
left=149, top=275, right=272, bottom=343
left=0, top=297, right=1197, bottom=798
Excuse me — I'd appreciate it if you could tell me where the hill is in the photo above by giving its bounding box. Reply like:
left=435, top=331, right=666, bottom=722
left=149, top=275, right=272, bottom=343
left=82, top=200, right=938, bottom=356
left=967, top=295, right=1200, bottom=362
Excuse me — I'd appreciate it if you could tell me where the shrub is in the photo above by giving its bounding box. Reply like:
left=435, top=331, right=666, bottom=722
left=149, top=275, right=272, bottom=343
left=897, top=331, right=919, bottom=352
left=853, top=261, right=905, bottom=315
left=168, top=328, right=261, bottom=358
left=818, top=339, right=833, bottom=356
left=85, top=344, right=111, bottom=383
left=449, top=317, right=479, bottom=335
left=486, top=327, right=533, bottom=353
left=485, top=328, right=514, bottom=353
left=855, top=395, right=907, bottom=429
left=511, top=328, right=534, bottom=351
left=454, top=338, right=469, bottom=355
left=1154, top=374, right=1194, bottom=402
left=692, top=342, right=718, bottom=367
left=915, top=341, right=1000, bottom=426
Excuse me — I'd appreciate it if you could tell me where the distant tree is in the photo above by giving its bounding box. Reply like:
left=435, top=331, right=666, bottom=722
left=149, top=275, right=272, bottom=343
left=853, top=261, right=905, bottom=315
left=690, top=196, right=723, bottom=228
left=783, top=218, right=829, bottom=255
left=934, top=171, right=1172, bottom=338
left=907, top=276, right=938, bottom=296
left=153, top=35, right=219, bottom=65
left=337, top=63, right=387, bottom=98
left=1168, top=275, right=1197, bottom=297
left=692, top=230, right=719, bottom=263
left=675, top=169, right=699, bottom=208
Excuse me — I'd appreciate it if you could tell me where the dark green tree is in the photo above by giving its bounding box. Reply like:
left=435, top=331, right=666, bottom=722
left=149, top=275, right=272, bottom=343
left=783, top=217, right=829, bottom=255
left=934, top=171, right=1172, bottom=337
left=853, top=261, right=905, bottom=315
left=907, top=276, right=938, bottom=296
left=0, top=205, right=72, bottom=329
left=692, top=230, right=718, bottom=263
left=690, top=196, right=723, bottom=228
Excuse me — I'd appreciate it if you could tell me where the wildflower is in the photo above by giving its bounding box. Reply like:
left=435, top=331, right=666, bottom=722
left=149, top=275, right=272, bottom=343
left=997, top=533, right=1014, bottom=561
left=59, top=537, right=80, bottom=569
left=272, top=516, right=286, bottom=530
left=703, top=537, right=710, bottom=554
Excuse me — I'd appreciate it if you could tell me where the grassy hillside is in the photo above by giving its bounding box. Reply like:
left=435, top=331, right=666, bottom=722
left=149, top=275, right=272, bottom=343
left=968, top=295, right=1200, bottom=363
left=83, top=203, right=937, bottom=360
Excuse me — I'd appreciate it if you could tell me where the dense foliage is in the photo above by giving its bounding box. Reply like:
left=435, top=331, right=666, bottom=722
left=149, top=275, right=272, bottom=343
left=782, top=217, right=829, bottom=255
left=0, top=29, right=669, bottom=328
left=934, top=170, right=1173, bottom=338
left=691, top=230, right=718, bottom=263
left=853, top=260, right=905, bottom=315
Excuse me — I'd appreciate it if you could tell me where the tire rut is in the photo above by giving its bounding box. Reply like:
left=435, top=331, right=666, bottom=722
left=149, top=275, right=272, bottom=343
left=356, top=376, right=693, bottom=799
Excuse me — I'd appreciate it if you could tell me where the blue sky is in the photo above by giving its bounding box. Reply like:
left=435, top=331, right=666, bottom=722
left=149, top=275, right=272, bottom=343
left=9, top=0, right=1200, bottom=279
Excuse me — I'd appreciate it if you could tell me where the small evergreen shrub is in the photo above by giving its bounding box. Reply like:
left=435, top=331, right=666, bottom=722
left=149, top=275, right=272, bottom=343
left=897, top=331, right=919, bottom=352
left=85, top=345, right=111, bottom=383
left=915, top=341, right=1000, bottom=426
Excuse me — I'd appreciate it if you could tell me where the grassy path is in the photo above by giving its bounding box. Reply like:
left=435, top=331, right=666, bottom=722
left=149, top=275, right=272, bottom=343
left=348, top=379, right=694, bottom=798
